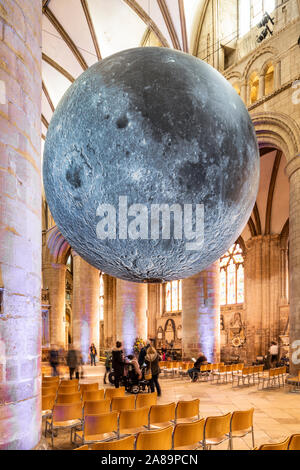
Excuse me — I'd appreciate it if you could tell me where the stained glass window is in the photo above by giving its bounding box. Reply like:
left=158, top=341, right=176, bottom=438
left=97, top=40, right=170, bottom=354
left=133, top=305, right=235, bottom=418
left=165, top=280, right=182, bottom=313
left=220, top=242, right=244, bottom=306
left=99, top=273, right=104, bottom=321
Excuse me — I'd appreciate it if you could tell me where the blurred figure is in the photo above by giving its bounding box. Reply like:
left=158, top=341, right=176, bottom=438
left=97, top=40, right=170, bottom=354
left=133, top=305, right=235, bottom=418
left=112, top=341, right=124, bottom=388
left=103, top=350, right=112, bottom=385
left=269, top=341, right=279, bottom=368
left=145, top=345, right=162, bottom=397
left=138, top=340, right=150, bottom=368
left=49, top=344, right=59, bottom=377
left=67, top=344, right=79, bottom=380
left=188, top=352, right=208, bottom=382
left=127, top=354, right=142, bottom=380
left=90, top=343, right=97, bottom=366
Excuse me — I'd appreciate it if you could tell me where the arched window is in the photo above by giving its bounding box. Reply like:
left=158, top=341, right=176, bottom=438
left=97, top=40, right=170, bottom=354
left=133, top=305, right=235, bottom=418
left=220, top=243, right=244, bottom=306
left=264, top=64, right=274, bottom=95
left=233, top=83, right=241, bottom=96
left=238, top=0, right=276, bottom=38
left=165, top=280, right=182, bottom=313
left=99, top=273, right=104, bottom=321
left=249, top=72, right=259, bottom=103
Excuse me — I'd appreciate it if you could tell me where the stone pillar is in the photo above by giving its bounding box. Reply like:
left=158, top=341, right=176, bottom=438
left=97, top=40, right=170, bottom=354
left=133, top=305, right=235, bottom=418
left=72, top=253, right=100, bottom=363
left=43, top=263, right=66, bottom=348
left=103, top=274, right=116, bottom=349
left=240, top=81, right=247, bottom=104
left=286, top=155, right=300, bottom=376
left=274, top=60, right=281, bottom=90
left=258, top=74, right=265, bottom=100
left=115, top=280, right=147, bottom=354
left=0, top=0, right=42, bottom=449
left=182, top=262, right=220, bottom=362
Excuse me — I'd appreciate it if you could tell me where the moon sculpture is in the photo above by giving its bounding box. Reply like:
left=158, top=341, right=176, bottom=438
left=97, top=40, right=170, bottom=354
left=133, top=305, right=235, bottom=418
left=43, top=47, right=259, bottom=282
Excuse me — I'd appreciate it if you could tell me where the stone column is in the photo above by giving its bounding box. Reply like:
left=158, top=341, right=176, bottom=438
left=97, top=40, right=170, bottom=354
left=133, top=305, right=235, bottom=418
left=182, top=262, right=220, bottom=362
left=240, top=81, right=248, bottom=104
left=43, top=263, right=66, bottom=348
left=0, top=0, right=42, bottom=449
left=258, top=74, right=265, bottom=100
left=274, top=60, right=281, bottom=90
left=286, top=155, right=300, bottom=376
left=115, top=280, right=147, bottom=354
left=72, top=253, right=100, bottom=363
left=103, top=274, right=116, bottom=349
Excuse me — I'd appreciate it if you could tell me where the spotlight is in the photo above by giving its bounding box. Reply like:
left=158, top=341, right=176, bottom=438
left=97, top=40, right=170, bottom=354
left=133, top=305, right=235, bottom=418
left=257, top=12, right=274, bottom=28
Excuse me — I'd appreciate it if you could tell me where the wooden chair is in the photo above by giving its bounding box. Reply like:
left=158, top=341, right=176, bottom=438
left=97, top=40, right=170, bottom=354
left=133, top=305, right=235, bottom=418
left=56, top=392, right=82, bottom=404
left=172, top=419, right=205, bottom=450
left=288, top=434, right=300, bottom=450
left=91, top=435, right=136, bottom=450
left=135, top=392, right=157, bottom=409
left=175, top=399, right=200, bottom=424
left=42, top=394, right=56, bottom=431
left=82, top=390, right=105, bottom=402
left=80, top=383, right=99, bottom=393
left=45, top=402, right=83, bottom=447
left=74, top=445, right=89, bottom=450
left=83, top=399, right=111, bottom=417
left=119, top=407, right=149, bottom=437
left=58, top=384, right=79, bottom=394
left=203, top=413, right=232, bottom=450
left=60, top=379, right=79, bottom=387
left=135, top=426, right=173, bottom=451
left=104, top=387, right=125, bottom=400
left=257, top=436, right=290, bottom=450
left=111, top=395, right=136, bottom=412
left=75, top=411, right=119, bottom=445
left=148, top=403, right=176, bottom=429
left=229, top=408, right=254, bottom=449
left=42, top=376, right=60, bottom=384
left=42, top=385, right=58, bottom=396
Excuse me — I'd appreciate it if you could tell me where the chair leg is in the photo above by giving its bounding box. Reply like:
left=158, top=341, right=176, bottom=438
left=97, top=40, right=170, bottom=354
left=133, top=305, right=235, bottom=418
left=251, top=428, right=255, bottom=448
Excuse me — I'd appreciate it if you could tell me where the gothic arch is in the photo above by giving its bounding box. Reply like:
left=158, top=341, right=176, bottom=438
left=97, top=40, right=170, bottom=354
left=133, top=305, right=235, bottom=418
left=45, top=225, right=71, bottom=265
left=243, top=46, right=278, bottom=81
left=251, top=111, right=300, bottom=161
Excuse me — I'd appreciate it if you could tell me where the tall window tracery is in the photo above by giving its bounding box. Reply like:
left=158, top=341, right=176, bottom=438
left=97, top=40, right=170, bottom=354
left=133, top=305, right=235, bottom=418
left=220, top=243, right=245, bottom=306
left=165, top=280, right=182, bottom=313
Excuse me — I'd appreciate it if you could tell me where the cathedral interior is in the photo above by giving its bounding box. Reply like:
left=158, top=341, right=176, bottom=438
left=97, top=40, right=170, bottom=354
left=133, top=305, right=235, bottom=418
left=1, top=0, right=300, bottom=451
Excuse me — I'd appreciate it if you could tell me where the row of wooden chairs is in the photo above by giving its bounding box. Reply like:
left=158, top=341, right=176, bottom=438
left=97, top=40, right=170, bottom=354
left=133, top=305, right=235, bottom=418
left=254, top=434, right=300, bottom=450
left=74, top=407, right=255, bottom=450
left=257, top=367, right=287, bottom=390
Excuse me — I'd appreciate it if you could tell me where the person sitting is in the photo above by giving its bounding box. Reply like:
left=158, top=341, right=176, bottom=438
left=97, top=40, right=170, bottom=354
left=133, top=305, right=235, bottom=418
left=188, top=352, right=208, bottom=382
left=127, top=354, right=142, bottom=380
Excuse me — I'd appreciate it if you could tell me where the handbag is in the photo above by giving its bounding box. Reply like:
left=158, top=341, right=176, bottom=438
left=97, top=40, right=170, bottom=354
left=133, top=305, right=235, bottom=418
left=144, top=367, right=152, bottom=381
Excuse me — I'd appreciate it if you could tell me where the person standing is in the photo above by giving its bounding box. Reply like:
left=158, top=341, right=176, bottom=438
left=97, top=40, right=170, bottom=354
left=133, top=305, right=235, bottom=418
left=269, top=341, right=279, bottom=368
left=138, top=341, right=150, bottom=368
left=145, top=346, right=161, bottom=397
left=90, top=343, right=97, bottom=366
left=103, top=350, right=112, bottom=384
left=112, top=341, right=124, bottom=389
left=49, top=345, right=59, bottom=377
left=67, top=345, right=79, bottom=380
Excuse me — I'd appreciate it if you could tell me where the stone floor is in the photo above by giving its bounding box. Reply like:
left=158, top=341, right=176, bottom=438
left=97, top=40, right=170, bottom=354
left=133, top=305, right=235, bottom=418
left=44, top=365, right=300, bottom=450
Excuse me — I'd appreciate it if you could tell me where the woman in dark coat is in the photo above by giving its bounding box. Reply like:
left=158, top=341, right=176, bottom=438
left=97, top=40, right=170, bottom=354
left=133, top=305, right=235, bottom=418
left=111, top=341, right=124, bottom=388
left=145, top=346, right=161, bottom=397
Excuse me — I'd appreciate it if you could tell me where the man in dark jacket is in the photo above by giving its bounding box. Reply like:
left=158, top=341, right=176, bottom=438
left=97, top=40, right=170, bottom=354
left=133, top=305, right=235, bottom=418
left=67, top=345, right=79, bottom=380
left=112, top=341, right=124, bottom=388
left=138, top=341, right=150, bottom=367
left=49, top=345, right=59, bottom=377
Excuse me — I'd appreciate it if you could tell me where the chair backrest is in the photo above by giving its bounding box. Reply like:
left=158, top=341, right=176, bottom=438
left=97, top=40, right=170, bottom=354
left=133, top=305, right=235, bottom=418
left=173, top=419, right=205, bottom=449
left=80, top=383, right=99, bottom=393
left=83, top=390, right=105, bottom=402
left=166, top=362, right=173, bottom=369
left=42, top=385, right=58, bottom=396
left=52, top=402, right=82, bottom=422
left=230, top=408, right=254, bottom=432
left=149, top=403, right=176, bottom=425
left=84, top=411, right=119, bottom=437
left=218, top=365, right=226, bottom=373
left=83, top=399, right=111, bottom=416
left=200, top=365, right=207, bottom=372
left=226, top=365, right=233, bottom=372
left=43, top=376, right=60, bottom=384
left=176, top=399, right=200, bottom=420
left=60, top=379, right=79, bottom=387
left=237, top=364, right=244, bottom=371
left=104, top=387, right=125, bottom=400
left=91, top=435, right=136, bottom=450
left=119, top=407, right=149, bottom=431
left=58, top=384, right=79, bottom=394
left=204, top=413, right=232, bottom=440
left=136, top=426, right=173, bottom=451
left=288, top=434, right=300, bottom=450
left=136, top=392, right=157, bottom=409
left=42, top=394, right=56, bottom=412
left=258, top=436, right=290, bottom=450
left=111, top=395, right=136, bottom=412
left=242, top=366, right=250, bottom=375
left=74, top=445, right=89, bottom=450
left=56, top=392, right=82, bottom=404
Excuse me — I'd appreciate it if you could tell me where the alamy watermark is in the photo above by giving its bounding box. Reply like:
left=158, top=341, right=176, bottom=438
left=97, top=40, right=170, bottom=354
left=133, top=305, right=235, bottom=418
left=292, top=80, right=300, bottom=105
left=96, top=196, right=204, bottom=251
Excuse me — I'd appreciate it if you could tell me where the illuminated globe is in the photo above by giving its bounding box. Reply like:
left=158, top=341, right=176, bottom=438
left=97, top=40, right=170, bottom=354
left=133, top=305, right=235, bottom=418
left=43, top=47, right=259, bottom=283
